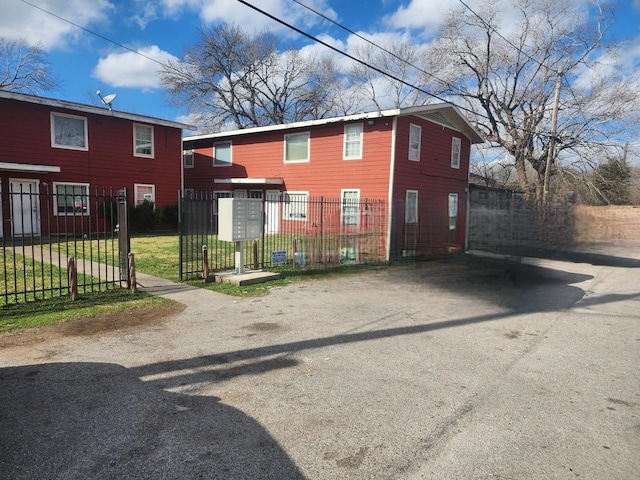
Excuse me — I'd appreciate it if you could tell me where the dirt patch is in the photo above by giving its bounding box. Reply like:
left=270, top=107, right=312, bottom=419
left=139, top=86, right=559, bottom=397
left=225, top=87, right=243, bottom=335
left=0, top=303, right=185, bottom=349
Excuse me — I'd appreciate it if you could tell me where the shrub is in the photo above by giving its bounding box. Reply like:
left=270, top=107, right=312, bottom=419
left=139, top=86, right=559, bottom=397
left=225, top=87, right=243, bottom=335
left=131, top=200, right=161, bottom=233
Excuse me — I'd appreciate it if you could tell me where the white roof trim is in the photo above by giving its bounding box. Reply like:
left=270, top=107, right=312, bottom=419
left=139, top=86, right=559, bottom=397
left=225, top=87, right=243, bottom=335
left=0, top=90, right=195, bottom=130
left=0, top=161, right=61, bottom=173
left=214, top=178, right=284, bottom=185
left=184, top=103, right=484, bottom=144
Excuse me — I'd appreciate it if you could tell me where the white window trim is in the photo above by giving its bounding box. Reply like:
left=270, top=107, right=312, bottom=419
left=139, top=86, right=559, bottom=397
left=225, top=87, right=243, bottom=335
left=50, top=112, right=88, bottom=151
left=408, top=124, right=421, bottom=161
left=213, top=141, right=232, bottom=167
left=405, top=190, right=418, bottom=224
left=451, top=137, right=461, bottom=169
left=53, top=181, right=90, bottom=216
left=343, top=123, right=363, bottom=160
left=133, top=124, right=154, bottom=158
left=282, top=191, right=309, bottom=221
left=183, top=149, right=194, bottom=168
left=134, top=183, right=155, bottom=206
left=284, top=132, right=310, bottom=163
left=341, top=189, right=360, bottom=226
left=448, top=193, right=459, bottom=230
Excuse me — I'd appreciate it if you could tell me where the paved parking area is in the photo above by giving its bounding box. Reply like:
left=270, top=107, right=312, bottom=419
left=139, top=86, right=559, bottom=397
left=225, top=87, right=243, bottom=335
left=1, top=253, right=639, bottom=479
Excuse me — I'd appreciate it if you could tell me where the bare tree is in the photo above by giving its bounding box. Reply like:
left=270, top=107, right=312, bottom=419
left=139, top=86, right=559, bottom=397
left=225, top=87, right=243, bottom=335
left=423, top=0, right=640, bottom=202
left=0, top=38, right=59, bottom=93
left=350, top=40, right=430, bottom=110
left=160, top=23, right=342, bottom=132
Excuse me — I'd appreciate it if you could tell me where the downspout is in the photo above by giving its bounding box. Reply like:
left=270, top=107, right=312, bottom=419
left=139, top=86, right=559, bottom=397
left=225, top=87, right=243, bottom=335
left=385, top=117, right=398, bottom=262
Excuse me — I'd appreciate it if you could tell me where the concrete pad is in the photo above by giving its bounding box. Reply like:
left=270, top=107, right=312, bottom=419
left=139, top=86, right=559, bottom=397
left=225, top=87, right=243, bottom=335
left=214, top=270, right=281, bottom=286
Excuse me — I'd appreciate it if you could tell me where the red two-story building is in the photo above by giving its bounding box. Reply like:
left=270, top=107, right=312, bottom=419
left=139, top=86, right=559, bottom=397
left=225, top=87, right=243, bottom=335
left=183, top=105, right=484, bottom=259
left=0, top=90, right=192, bottom=237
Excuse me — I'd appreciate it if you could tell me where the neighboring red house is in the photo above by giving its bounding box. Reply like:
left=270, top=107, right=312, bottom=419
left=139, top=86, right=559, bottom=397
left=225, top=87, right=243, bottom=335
left=0, top=91, right=192, bottom=237
left=182, top=105, right=484, bottom=259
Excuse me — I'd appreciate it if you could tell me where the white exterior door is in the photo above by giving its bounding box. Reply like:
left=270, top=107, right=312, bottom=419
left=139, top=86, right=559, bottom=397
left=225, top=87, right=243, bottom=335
left=10, top=179, right=41, bottom=236
left=266, top=190, right=280, bottom=234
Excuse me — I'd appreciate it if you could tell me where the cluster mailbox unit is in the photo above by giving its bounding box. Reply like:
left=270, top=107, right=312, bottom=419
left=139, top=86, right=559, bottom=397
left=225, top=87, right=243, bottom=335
left=217, top=198, right=264, bottom=273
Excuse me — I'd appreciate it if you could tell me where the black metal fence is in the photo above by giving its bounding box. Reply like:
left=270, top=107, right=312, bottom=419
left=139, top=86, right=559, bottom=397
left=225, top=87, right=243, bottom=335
left=1, top=184, right=128, bottom=305
left=179, top=193, right=387, bottom=280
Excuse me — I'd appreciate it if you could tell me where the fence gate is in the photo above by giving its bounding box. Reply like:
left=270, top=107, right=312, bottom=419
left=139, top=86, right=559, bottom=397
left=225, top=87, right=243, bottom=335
left=1, top=184, right=130, bottom=305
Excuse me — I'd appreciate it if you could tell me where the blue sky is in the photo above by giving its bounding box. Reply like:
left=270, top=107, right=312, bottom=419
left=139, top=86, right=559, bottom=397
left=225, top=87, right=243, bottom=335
left=2, top=0, right=640, bottom=131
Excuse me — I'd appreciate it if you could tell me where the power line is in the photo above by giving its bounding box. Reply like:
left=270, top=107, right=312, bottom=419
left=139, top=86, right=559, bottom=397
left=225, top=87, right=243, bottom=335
left=291, top=0, right=466, bottom=95
left=456, top=0, right=563, bottom=76
left=237, top=0, right=488, bottom=120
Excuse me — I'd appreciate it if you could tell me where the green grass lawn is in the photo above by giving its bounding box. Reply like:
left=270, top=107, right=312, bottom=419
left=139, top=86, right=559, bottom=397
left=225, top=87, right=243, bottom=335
left=0, top=289, right=177, bottom=333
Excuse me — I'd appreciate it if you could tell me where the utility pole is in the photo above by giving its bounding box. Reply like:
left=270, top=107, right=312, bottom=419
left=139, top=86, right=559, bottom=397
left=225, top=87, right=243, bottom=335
left=543, top=67, right=563, bottom=204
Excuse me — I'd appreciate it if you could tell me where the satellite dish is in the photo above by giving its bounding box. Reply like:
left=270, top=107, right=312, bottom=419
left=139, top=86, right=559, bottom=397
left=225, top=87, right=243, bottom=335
left=96, top=90, right=117, bottom=110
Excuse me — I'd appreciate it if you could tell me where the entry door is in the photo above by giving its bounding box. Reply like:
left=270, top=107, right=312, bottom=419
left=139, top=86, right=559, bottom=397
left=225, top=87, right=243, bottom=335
left=265, top=190, right=280, bottom=234
left=10, top=179, right=41, bottom=236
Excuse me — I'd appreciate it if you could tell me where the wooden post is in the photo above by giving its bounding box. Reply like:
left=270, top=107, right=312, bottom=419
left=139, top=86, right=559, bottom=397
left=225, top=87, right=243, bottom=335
left=253, top=240, right=258, bottom=269
left=202, top=245, right=209, bottom=280
left=68, top=257, right=78, bottom=301
left=128, top=253, right=137, bottom=294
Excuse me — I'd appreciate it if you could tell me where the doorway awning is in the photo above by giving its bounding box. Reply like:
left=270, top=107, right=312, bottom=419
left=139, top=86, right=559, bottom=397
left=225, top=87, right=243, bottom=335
left=0, top=161, right=61, bottom=173
left=213, top=177, right=283, bottom=185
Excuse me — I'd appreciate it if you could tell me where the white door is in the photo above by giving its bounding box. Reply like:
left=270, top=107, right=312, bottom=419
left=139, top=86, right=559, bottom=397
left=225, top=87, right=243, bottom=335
left=10, top=179, right=40, bottom=236
left=266, top=190, right=280, bottom=234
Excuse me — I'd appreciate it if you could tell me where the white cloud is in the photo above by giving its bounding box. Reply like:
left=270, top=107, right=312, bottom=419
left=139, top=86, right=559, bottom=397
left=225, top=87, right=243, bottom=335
left=0, top=0, right=114, bottom=50
left=155, top=0, right=336, bottom=36
left=92, top=45, right=178, bottom=89
left=384, top=0, right=461, bottom=35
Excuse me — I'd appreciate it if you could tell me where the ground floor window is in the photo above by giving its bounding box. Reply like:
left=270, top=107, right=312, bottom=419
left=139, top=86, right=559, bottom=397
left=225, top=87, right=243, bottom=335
left=54, top=182, right=90, bottom=215
left=134, top=183, right=155, bottom=206
left=283, top=191, right=308, bottom=220
left=448, top=193, right=458, bottom=230
left=405, top=190, right=418, bottom=224
left=341, top=189, right=360, bottom=226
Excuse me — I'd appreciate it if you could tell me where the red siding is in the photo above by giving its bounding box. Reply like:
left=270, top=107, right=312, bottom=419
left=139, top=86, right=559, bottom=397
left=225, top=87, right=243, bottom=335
left=0, top=97, right=183, bottom=230
left=392, top=115, right=471, bottom=252
left=185, top=121, right=394, bottom=200
left=183, top=112, right=475, bottom=256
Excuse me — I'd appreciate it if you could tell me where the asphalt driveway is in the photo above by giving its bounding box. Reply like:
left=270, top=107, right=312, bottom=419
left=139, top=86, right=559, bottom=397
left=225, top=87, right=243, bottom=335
left=1, top=251, right=639, bottom=479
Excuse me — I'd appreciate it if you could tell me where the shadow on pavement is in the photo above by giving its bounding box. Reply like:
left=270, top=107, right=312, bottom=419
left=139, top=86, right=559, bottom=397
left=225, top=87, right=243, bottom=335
left=0, top=362, right=305, bottom=480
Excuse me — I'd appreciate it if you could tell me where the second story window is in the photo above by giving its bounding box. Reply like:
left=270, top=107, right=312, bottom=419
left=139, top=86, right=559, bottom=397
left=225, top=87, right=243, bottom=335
left=408, top=124, right=421, bottom=161
left=451, top=137, right=461, bottom=169
left=134, top=124, right=154, bottom=157
left=214, top=142, right=232, bottom=166
left=183, top=149, right=194, bottom=168
left=51, top=112, right=88, bottom=150
left=343, top=124, right=363, bottom=159
left=284, top=132, right=310, bottom=163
